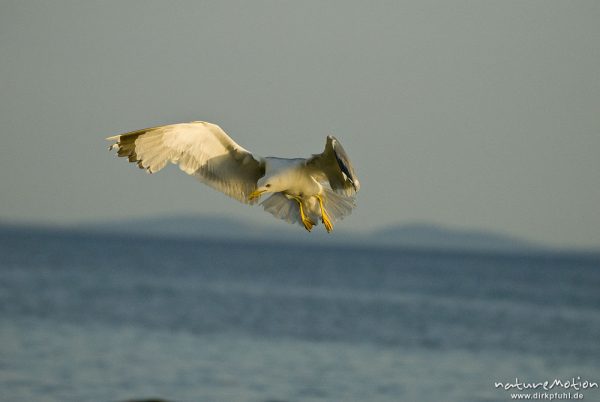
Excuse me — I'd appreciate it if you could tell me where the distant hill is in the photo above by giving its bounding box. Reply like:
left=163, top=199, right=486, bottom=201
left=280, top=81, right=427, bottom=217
left=371, top=223, right=540, bottom=252
left=73, top=214, right=542, bottom=253
left=77, top=214, right=353, bottom=245
left=0, top=214, right=546, bottom=253
left=83, top=215, right=263, bottom=240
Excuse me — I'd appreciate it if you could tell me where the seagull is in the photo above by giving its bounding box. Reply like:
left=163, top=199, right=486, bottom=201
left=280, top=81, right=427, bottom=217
left=107, top=121, right=360, bottom=232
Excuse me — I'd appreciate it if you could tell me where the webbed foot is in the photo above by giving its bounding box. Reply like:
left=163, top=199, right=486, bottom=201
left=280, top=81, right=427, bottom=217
left=316, top=194, right=334, bottom=233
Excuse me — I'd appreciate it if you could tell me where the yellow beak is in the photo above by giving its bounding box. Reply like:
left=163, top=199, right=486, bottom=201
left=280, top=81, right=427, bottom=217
left=247, top=189, right=267, bottom=201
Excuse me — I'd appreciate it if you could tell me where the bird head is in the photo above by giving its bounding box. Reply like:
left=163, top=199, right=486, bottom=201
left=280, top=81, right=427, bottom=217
left=247, top=176, right=283, bottom=201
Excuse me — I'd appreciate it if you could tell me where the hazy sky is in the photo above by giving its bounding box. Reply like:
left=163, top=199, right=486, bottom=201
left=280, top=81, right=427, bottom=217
left=1, top=1, right=599, bottom=248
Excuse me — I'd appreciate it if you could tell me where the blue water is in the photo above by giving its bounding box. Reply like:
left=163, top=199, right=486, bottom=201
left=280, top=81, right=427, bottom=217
left=1, top=228, right=599, bottom=402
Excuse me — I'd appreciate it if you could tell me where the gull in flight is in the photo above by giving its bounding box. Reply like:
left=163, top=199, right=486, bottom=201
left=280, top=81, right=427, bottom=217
left=107, top=121, right=360, bottom=232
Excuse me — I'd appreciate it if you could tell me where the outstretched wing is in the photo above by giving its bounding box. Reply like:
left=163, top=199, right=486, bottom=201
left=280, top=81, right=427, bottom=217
left=107, top=121, right=265, bottom=204
left=306, top=136, right=360, bottom=196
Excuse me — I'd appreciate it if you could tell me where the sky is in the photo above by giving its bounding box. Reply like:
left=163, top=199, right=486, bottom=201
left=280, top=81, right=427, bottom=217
left=1, top=1, right=599, bottom=249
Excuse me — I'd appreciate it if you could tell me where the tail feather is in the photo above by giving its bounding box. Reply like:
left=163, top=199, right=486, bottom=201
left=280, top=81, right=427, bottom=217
left=321, top=187, right=355, bottom=222
left=260, top=188, right=355, bottom=229
left=260, top=193, right=302, bottom=226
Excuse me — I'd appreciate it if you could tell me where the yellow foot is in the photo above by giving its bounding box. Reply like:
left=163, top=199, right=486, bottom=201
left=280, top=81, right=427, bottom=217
left=322, top=213, right=333, bottom=233
left=316, top=194, right=334, bottom=233
left=302, top=216, right=316, bottom=232
left=291, top=195, right=315, bottom=232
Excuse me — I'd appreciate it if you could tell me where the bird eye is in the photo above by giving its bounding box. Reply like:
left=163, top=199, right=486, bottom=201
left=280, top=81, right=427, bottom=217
left=266, top=184, right=271, bottom=188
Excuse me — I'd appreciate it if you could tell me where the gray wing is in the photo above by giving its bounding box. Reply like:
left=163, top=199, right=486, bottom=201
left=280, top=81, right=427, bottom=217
left=107, top=121, right=265, bottom=204
left=306, top=136, right=360, bottom=195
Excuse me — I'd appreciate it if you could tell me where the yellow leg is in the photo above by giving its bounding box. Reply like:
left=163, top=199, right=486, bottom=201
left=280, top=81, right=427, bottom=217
left=315, top=194, right=334, bottom=233
left=291, top=196, right=315, bottom=232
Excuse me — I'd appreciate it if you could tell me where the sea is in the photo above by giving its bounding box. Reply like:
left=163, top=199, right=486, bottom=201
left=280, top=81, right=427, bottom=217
left=1, top=227, right=599, bottom=402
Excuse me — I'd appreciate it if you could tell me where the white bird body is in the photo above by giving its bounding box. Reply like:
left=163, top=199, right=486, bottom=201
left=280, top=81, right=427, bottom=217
left=107, top=121, right=360, bottom=232
left=261, top=157, right=322, bottom=196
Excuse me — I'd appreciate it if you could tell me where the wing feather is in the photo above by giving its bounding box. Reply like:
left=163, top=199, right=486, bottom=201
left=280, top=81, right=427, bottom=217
left=107, top=121, right=265, bottom=204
